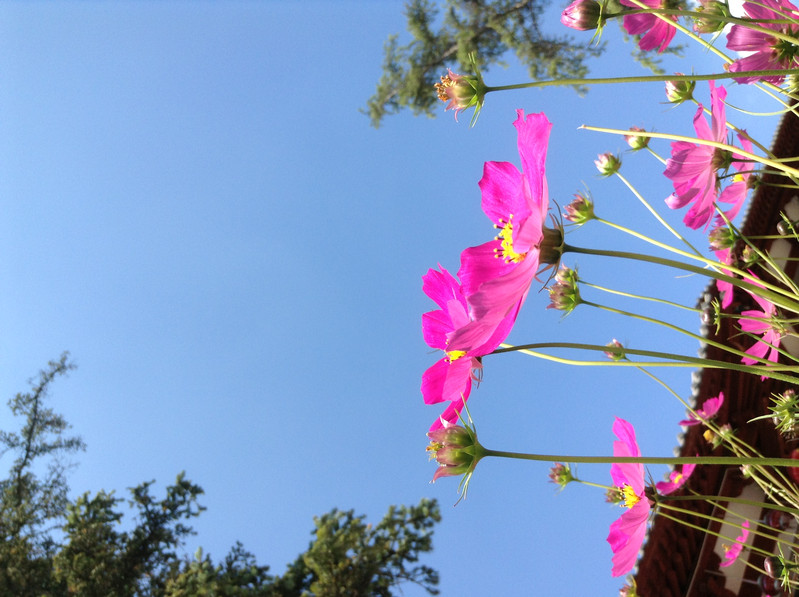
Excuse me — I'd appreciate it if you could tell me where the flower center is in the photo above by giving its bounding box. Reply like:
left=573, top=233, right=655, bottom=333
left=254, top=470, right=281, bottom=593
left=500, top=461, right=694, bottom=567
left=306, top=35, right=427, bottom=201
left=446, top=350, right=466, bottom=362
left=621, top=484, right=641, bottom=509
left=494, top=215, right=527, bottom=263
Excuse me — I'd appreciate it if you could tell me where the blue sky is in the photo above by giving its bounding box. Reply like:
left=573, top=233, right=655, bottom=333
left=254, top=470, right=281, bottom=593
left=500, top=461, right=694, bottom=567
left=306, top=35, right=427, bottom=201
left=0, top=2, right=780, bottom=595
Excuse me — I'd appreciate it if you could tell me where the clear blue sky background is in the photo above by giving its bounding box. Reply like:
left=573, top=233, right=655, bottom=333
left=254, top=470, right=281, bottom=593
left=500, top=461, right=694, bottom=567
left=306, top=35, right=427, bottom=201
left=0, top=2, right=779, bottom=595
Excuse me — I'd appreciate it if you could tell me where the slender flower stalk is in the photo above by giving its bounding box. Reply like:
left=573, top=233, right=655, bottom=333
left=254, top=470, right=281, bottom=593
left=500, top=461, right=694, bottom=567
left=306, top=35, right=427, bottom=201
left=562, top=242, right=799, bottom=314
left=494, top=341, right=799, bottom=384
left=580, top=124, right=799, bottom=181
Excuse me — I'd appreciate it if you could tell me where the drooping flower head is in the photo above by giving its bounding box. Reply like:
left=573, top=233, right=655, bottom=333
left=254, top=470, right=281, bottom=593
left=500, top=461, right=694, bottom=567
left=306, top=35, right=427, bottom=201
left=426, top=419, right=485, bottom=500
left=719, top=520, right=750, bottom=567
left=607, top=417, right=651, bottom=577
left=421, top=265, right=516, bottom=430
left=434, top=68, right=487, bottom=124
left=655, top=463, right=696, bottom=495
left=665, top=82, right=751, bottom=230
left=727, top=0, right=799, bottom=84
left=620, top=0, right=679, bottom=53
left=679, top=392, right=724, bottom=426
left=450, top=110, right=560, bottom=351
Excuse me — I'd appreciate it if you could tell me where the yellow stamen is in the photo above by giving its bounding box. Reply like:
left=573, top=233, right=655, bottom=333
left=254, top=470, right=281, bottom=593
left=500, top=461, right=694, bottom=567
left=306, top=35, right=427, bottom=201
left=621, top=484, right=641, bottom=509
left=446, top=350, right=466, bottom=362
left=493, top=215, right=527, bottom=263
left=733, top=173, right=744, bottom=184
left=435, top=75, right=454, bottom=102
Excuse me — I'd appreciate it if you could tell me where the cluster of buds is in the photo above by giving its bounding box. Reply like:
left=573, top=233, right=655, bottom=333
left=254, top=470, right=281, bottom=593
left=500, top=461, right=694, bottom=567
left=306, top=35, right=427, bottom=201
left=595, top=152, right=622, bottom=177
left=563, top=191, right=595, bottom=225
left=665, top=75, right=696, bottom=104
left=547, top=266, right=581, bottom=313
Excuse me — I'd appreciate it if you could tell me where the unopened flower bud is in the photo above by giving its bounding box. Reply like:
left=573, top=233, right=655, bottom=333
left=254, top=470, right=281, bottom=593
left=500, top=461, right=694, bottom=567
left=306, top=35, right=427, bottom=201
left=595, top=152, right=621, bottom=176
left=777, top=217, right=798, bottom=236
left=693, top=0, right=730, bottom=33
left=604, top=339, right=626, bottom=361
left=708, top=226, right=737, bottom=251
left=547, top=266, right=581, bottom=313
left=426, top=423, right=484, bottom=492
left=624, top=126, right=649, bottom=151
left=741, top=245, right=759, bottom=268
left=665, top=75, right=695, bottom=104
left=561, top=0, right=602, bottom=30
left=564, top=191, right=595, bottom=224
left=548, top=463, right=575, bottom=489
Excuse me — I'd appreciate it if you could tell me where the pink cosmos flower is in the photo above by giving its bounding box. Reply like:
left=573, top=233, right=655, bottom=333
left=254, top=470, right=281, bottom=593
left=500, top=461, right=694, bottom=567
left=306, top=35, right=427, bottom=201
left=449, top=109, right=554, bottom=351
left=727, top=0, right=799, bottom=84
left=719, top=520, right=750, bottom=567
left=714, top=249, right=736, bottom=309
left=655, top=463, right=696, bottom=495
left=679, top=392, right=724, bottom=426
left=620, top=0, right=678, bottom=53
left=665, top=82, right=751, bottom=230
left=740, top=283, right=784, bottom=373
left=421, top=265, right=515, bottom=430
left=607, top=417, right=651, bottom=577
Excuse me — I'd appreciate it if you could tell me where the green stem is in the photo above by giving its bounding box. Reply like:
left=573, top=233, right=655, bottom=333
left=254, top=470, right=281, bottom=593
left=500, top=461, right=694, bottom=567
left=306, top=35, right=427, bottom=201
left=494, top=342, right=799, bottom=384
left=578, top=279, right=698, bottom=312
left=606, top=174, right=702, bottom=256
left=481, top=448, right=799, bottom=467
left=581, top=125, right=799, bottom=179
left=486, top=70, right=799, bottom=93
left=563, top=243, right=799, bottom=314
left=581, top=299, right=774, bottom=367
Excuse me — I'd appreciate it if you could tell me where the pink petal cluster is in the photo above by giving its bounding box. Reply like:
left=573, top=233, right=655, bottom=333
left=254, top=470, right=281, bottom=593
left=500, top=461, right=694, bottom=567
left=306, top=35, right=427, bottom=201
left=679, top=392, right=724, bottom=426
left=714, top=248, right=736, bottom=309
left=719, top=520, right=750, bottom=567
left=665, top=82, right=751, bottom=230
left=655, top=463, right=696, bottom=495
left=421, top=265, right=515, bottom=430
left=740, top=284, right=784, bottom=374
left=449, top=109, right=553, bottom=351
left=727, top=0, right=799, bottom=84
left=607, top=417, right=650, bottom=577
left=620, top=0, right=678, bottom=53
